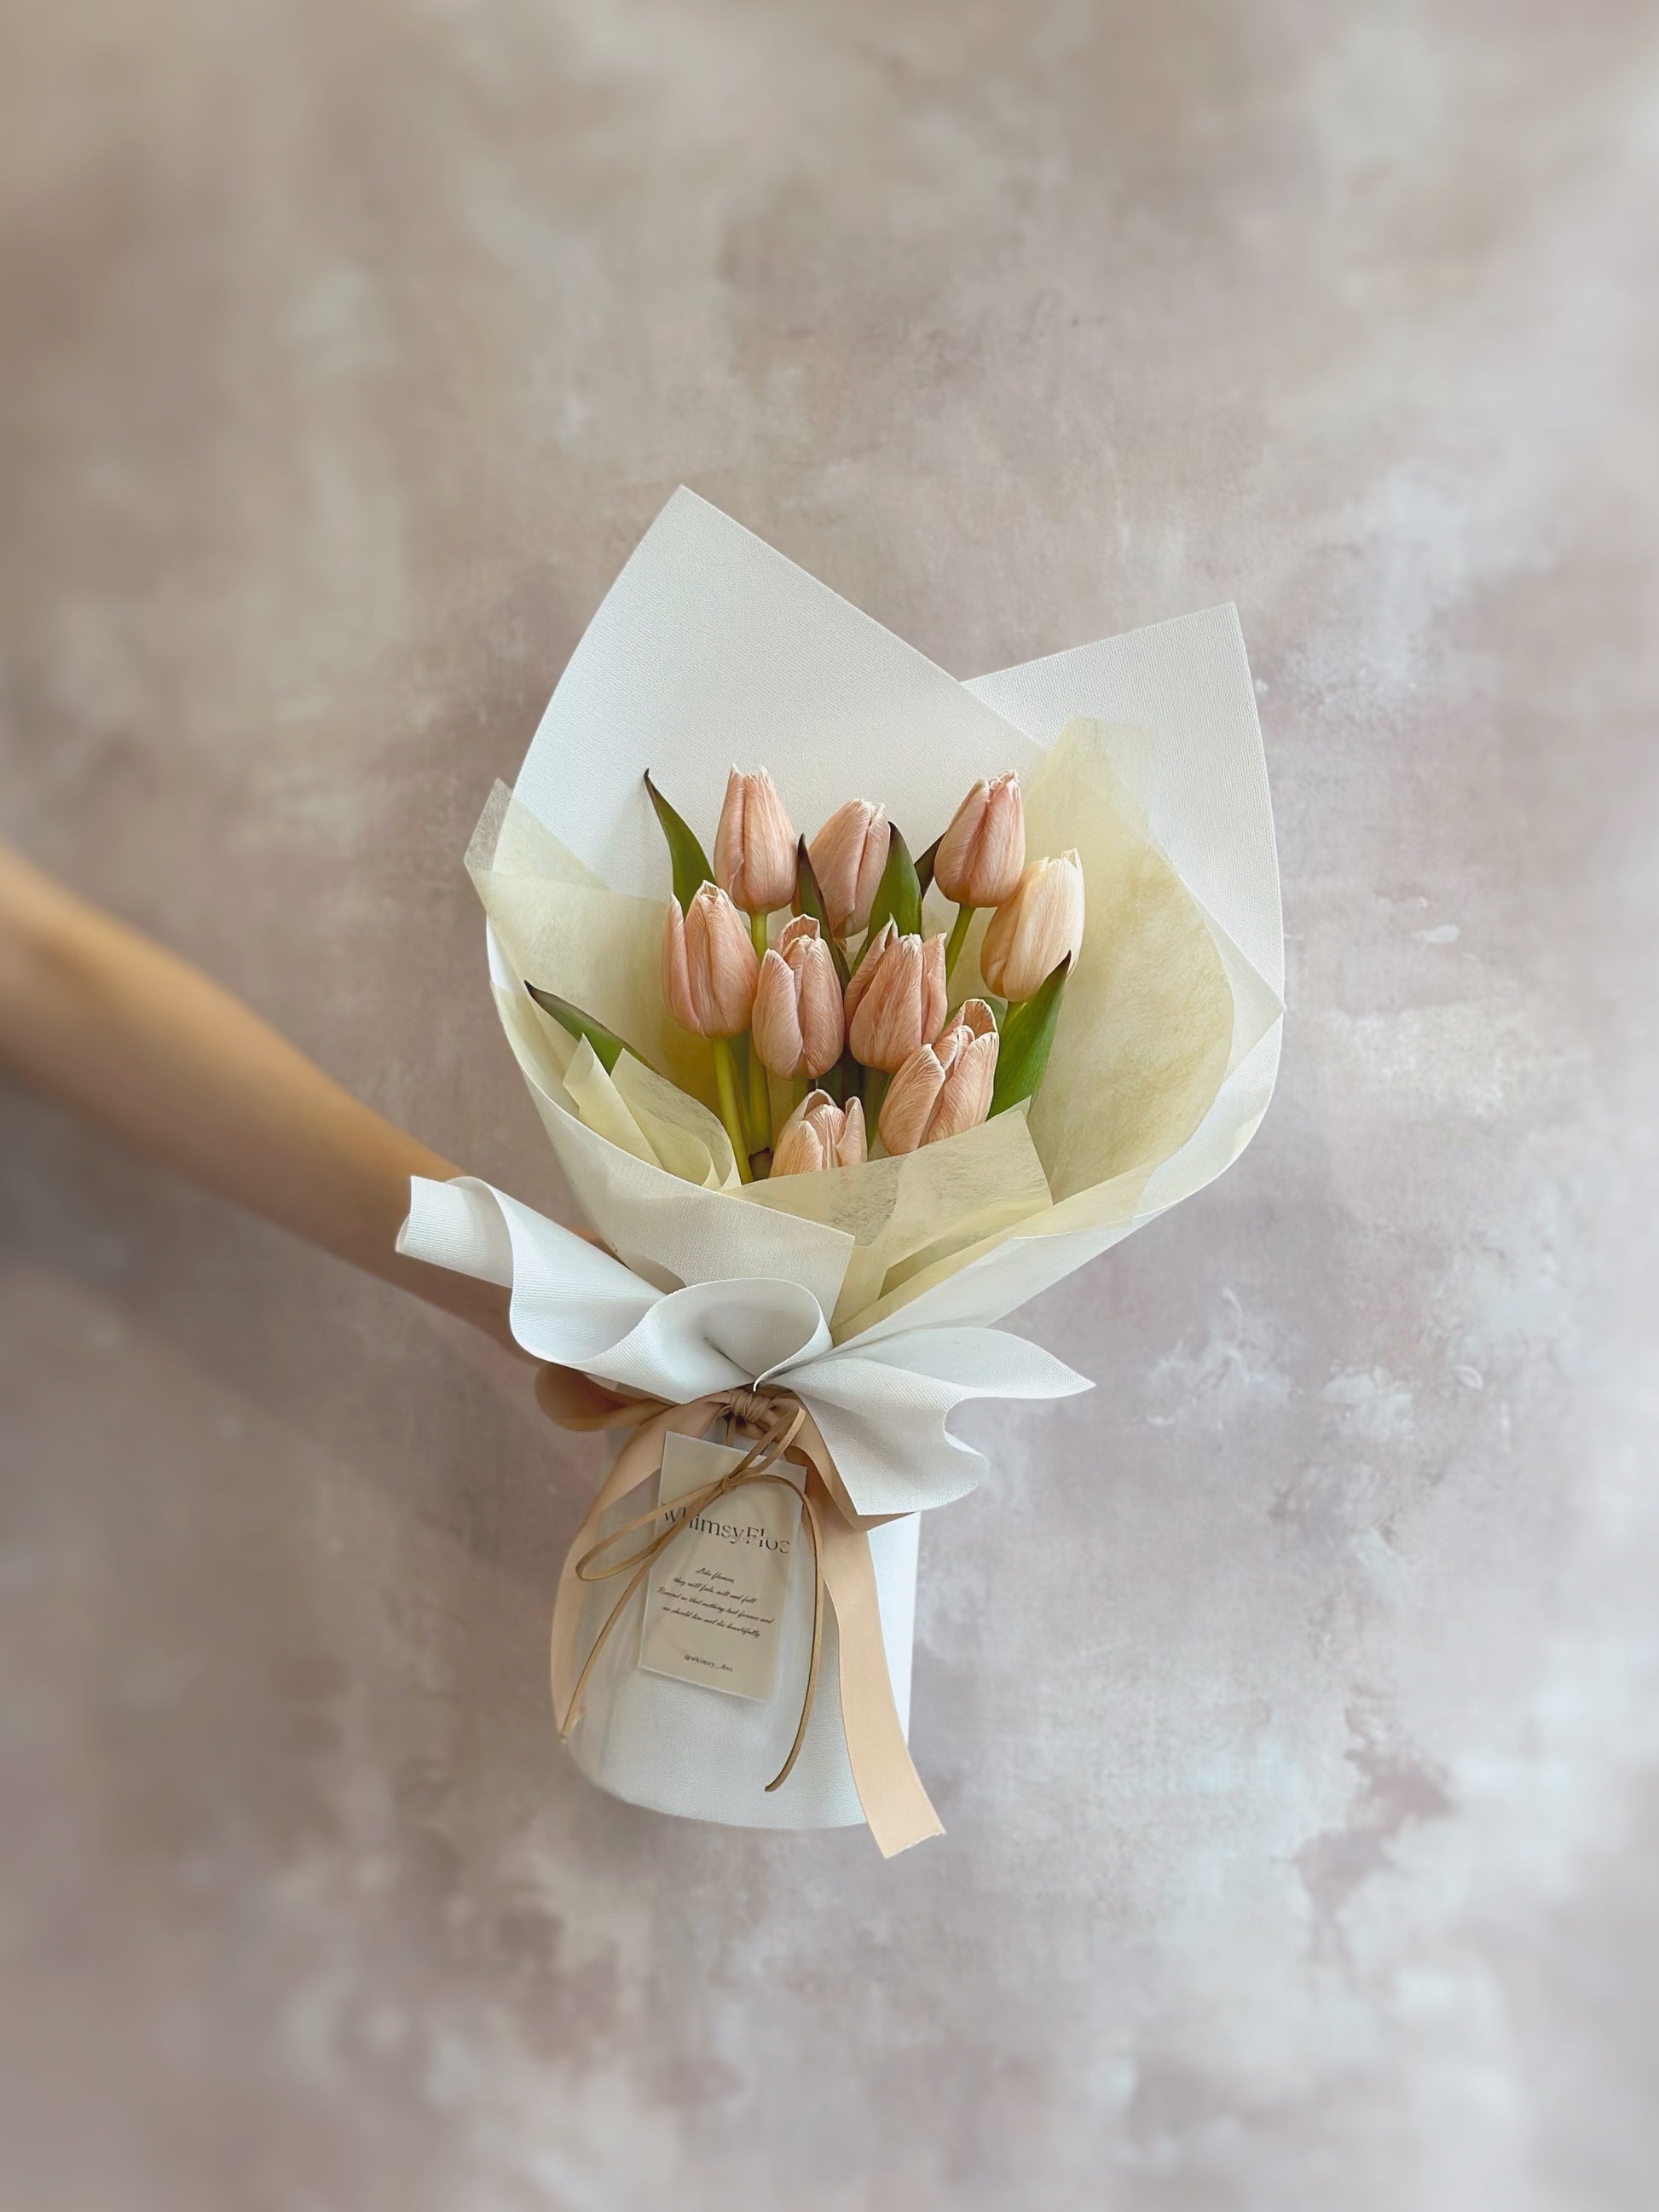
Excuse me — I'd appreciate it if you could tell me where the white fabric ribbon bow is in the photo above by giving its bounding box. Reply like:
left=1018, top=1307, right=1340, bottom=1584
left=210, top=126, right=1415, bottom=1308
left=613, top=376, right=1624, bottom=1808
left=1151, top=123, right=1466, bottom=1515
left=398, top=1176, right=1094, bottom=1516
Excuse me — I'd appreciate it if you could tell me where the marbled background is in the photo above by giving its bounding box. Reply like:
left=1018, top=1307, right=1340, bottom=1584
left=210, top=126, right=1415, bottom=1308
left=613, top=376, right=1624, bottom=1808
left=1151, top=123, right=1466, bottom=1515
left=3, top=3, right=1657, bottom=2208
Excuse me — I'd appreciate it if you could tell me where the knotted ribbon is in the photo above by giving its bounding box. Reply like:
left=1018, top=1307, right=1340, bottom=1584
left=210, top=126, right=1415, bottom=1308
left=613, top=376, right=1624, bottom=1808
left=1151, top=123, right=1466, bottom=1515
left=541, top=1375, right=944, bottom=1857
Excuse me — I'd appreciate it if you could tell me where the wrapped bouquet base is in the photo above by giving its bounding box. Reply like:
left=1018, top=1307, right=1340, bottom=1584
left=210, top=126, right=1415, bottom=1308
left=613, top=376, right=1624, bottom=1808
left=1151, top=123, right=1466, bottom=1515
left=400, top=491, right=1282, bottom=1851
left=402, top=1170, right=1090, bottom=1847
left=551, top=1393, right=934, bottom=1844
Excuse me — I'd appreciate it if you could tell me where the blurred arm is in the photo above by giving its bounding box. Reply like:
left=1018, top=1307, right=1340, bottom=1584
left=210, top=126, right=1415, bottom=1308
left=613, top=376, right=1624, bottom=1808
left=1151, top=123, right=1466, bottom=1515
left=0, top=840, right=526, bottom=1352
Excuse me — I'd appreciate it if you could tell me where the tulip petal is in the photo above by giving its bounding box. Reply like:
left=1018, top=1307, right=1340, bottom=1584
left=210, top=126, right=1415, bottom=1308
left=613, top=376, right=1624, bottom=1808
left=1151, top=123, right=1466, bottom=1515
left=842, top=918, right=893, bottom=1028
left=795, top=940, right=846, bottom=1077
left=930, top=1028, right=998, bottom=1141
left=661, top=896, right=699, bottom=1032
left=878, top=1043, right=945, bottom=1155
left=751, top=947, right=806, bottom=1076
left=836, top=1096, right=868, bottom=1167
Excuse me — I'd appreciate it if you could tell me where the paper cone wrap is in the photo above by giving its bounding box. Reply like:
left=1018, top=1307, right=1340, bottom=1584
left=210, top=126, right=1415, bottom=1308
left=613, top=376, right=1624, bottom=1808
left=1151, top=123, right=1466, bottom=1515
left=398, top=490, right=1283, bottom=1839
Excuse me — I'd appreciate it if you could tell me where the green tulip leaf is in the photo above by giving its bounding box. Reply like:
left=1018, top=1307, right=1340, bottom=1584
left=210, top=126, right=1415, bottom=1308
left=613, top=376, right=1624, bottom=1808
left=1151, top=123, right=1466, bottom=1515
left=524, top=982, right=629, bottom=1074
left=645, top=770, right=715, bottom=913
left=855, top=823, right=922, bottom=965
left=989, top=955, right=1070, bottom=1117
left=914, top=833, right=941, bottom=900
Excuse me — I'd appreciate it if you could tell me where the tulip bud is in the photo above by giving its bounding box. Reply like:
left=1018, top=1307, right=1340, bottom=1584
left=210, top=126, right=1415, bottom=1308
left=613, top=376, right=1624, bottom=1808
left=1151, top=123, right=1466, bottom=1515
left=714, top=766, right=796, bottom=916
left=772, top=1091, right=867, bottom=1176
left=808, top=799, right=890, bottom=938
left=661, top=881, right=761, bottom=1037
left=842, top=922, right=948, bottom=1072
left=979, top=851, right=1085, bottom=1004
left=933, top=772, right=1025, bottom=909
left=751, top=914, right=844, bottom=1079
left=878, top=1000, right=999, bottom=1155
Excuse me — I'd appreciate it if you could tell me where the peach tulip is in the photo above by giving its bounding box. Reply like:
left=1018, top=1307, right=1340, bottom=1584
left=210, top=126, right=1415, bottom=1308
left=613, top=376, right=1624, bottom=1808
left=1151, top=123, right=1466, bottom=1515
left=772, top=1091, right=868, bottom=1176
left=751, top=914, right=844, bottom=1080
left=714, top=767, right=796, bottom=917
left=933, top=772, right=1025, bottom=909
left=843, top=921, right=948, bottom=1072
left=979, top=851, right=1085, bottom=1004
left=809, top=799, right=890, bottom=939
left=661, top=882, right=761, bottom=1038
left=877, top=999, right=999, bottom=1155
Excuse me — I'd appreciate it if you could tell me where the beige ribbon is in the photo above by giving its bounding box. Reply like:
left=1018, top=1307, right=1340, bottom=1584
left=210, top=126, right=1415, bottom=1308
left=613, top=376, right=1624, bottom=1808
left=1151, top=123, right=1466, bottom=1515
left=542, top=1377, right=944, bottom=1858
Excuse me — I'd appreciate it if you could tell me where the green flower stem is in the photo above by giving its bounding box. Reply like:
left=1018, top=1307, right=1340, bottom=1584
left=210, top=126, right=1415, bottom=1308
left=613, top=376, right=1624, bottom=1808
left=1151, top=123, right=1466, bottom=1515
left=944, top=902, right=976, bottom=981
left=712, top=1038, right=752, bottom=1184
left=746, top=1033, right=772, bottom=1160
left=862, top=1067, right=890, bottom=1131
left=745, top=912, right=775, bottom=1166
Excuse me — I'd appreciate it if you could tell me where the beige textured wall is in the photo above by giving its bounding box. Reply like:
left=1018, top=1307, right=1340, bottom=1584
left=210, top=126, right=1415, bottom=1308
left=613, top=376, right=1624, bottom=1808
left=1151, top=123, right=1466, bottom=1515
left=3, top=4, right=1657, bottom=2208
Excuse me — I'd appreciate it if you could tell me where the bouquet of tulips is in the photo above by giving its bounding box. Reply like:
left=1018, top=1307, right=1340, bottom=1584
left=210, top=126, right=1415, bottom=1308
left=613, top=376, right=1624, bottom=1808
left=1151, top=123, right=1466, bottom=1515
left=398, top=491, right=1283, bottom=1850
left=539, top=760, right=1083, bottom=1191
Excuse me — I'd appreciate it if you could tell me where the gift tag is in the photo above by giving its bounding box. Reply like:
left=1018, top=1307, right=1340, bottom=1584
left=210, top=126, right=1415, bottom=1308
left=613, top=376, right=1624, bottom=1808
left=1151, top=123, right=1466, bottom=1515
left=637, top=1430, right=800, bottom=1702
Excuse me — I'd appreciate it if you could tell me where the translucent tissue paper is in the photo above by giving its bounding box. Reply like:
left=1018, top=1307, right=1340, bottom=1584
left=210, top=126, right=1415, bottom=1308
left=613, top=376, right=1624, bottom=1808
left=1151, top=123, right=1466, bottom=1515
left=398, top=489, right=1282, bottom=1845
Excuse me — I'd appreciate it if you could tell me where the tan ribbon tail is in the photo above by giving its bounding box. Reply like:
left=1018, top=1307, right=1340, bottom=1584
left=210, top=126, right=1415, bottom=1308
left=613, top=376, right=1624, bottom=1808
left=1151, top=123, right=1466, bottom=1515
left=810, top=1468, right=945, bottom=1859
left=548, top=1397, right=720, bottom=1732
left=545, top=1385, right=942, bottom=1858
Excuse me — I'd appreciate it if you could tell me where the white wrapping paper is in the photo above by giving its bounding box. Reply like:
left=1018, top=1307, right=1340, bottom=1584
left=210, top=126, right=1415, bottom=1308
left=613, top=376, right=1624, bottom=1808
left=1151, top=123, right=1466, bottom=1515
left=398, top=489, right=1282, bottom=1837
